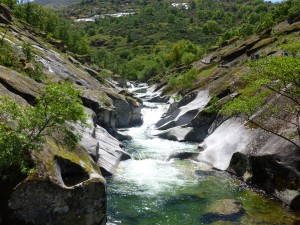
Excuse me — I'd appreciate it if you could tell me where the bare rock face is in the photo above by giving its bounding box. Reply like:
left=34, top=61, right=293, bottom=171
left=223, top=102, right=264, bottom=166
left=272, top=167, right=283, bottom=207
left=5, top=134, right=107, bottom=225
left=0, top=66, right=42, bottom=104
left=81, top=88, right=142, bottom=139
left=9, top=179, right=106, bottom=225
left=75, top=112, right=131, bottom=176
left=155, top=91, right=210, bottom=131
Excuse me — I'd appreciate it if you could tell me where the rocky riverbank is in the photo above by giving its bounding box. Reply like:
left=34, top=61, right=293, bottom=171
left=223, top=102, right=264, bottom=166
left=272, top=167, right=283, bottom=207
left=146, top=20, right=300, bottom=209
left=0, top=5, right=143, bottom=224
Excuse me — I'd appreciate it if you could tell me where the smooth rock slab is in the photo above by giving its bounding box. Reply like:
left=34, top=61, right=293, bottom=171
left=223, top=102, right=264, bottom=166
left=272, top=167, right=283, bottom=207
left=155, top=90, right=210, bottom=130
left=76, top=115, right=131, bottom=176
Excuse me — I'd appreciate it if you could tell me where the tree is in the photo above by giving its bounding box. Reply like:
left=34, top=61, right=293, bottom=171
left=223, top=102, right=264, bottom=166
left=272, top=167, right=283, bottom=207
left=223, top=56, right=300, bottom=150
left=202, top=20, right=221, bottom=35
left=0, top=83, right=86, bottom=175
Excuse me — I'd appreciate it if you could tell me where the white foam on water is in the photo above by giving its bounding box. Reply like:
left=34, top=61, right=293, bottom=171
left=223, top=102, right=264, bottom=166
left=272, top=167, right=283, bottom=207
left=197, top=118, right=253, bottom=170
left=115, top=159, right=184, bottom=195
left=113, top=92, right=199, bottom=195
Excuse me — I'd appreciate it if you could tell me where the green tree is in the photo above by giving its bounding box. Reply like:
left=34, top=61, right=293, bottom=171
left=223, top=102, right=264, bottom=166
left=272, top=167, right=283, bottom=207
left=202, top=20, right=221, bottom=35
left=0, top=83, right=87, bottom=175
left=22, top=42, right=33, bottom=62
left=223, top=56, right=300, bottom=150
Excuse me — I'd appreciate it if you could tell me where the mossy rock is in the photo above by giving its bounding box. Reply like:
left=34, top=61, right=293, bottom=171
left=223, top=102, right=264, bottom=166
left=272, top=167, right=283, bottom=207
left=207, top=199, right=243, bottom=215
left=201, top=199, right=245, bottom=224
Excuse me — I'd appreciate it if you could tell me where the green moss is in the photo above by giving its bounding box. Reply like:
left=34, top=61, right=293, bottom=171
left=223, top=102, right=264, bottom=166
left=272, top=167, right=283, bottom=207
left=196, top=65, right=217, bottom=79
left=42, top=138, right=102, bottom=179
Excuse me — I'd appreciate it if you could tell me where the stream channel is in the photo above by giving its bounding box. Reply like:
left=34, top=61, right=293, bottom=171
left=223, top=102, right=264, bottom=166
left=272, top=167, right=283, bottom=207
left=107, top=90, right=297, bottom=224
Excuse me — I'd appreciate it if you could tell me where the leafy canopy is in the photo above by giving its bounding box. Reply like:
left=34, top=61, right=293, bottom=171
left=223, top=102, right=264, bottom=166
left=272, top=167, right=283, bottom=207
left=223, top=56, right=300, bottom=149
left=0, top=82, right=86, bottom=175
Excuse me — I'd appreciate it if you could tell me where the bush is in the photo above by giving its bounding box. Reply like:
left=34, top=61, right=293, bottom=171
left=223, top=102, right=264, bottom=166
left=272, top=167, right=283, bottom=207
left=96, top=70, right=112, bottom=83
left=167, top=68, right=197, bottom=91
left=139, top=60, right=162, bottom=81
left=26, top=61, right=46, bottom=82
left=0, top=83, right=86, bottom=176
left=22, top=43, right=33, bottom=62
left=0, top=41, right=19, bottom=68
left=182, top=52, right=196, bottom=65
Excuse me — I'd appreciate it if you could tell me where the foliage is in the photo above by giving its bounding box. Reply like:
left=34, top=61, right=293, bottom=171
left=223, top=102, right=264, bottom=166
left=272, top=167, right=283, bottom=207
left=0, top=83, right=87, bottom=176
left=281, top=41, right=300, bottom=58
left=202, top=20, right=221, bottom=35
left=223, top=56, right=300, bottom=149
left=168, top=68, right=197, bottom=91
left=96, top=69, right=112, bottom=83
left=203, top=96, right=219, bottom=113
left=22, top=42, right=33, bottom=62
left=13, top=2, right=89, bottom=55
left=0, top=40, right=19, bottom=68
left=6, top=0, right=299, bottom=83
left=26, top=61, right=46, bottom=82
left=165, top=40, right=201, bottom=67
left=1, top=0, right=17, bottom=9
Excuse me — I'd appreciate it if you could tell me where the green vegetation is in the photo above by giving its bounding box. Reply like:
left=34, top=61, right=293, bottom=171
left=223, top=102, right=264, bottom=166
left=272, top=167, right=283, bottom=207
left=2, top=0, right=298, bottom=83
left=168, top=68, right=197, bottom=91
left=13, top=2, right=89, bottom=54
left=0, top=40, right=18, bottom=68
left=223, top=55, right=300, bottom=149
left=73, top=0, right=299, bottom=82
left=0, top=40, right=46, bottom=82
left=0, top=83, right=87, bottom=177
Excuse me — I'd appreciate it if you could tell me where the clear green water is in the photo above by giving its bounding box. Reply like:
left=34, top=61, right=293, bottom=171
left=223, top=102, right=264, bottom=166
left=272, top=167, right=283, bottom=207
left=107, top=102, right=297, bottom=225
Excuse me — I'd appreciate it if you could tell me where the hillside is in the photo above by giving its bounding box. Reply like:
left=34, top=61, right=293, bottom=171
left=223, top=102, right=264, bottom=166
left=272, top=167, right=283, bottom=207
left=0, top=2, right=142, bottom=224
left=60, top=0, right=293, bottom=81
left=34, top=0, right=80, bottom=6
left=0, top=0, right=300, bottom=224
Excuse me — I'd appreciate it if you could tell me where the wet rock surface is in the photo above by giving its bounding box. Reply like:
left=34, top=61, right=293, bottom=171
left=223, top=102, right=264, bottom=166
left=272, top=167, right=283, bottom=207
left=201, top=199, right=245, bottom=224
left=152, top=18, right=300, bottom=210
left=75, top=114, right=131, bottom=176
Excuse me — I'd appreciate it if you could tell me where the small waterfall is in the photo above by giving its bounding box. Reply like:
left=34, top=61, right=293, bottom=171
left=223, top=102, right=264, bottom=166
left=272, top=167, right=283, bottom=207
left=197, top=118, right=253, bottom=170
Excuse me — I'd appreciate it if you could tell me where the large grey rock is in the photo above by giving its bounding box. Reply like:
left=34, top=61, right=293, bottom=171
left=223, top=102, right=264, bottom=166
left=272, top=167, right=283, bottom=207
left=113, top=98, right=131, bottom=127
left=74, top=113, right=131, bottom=176
left=155, top=90, right=210, bottom=130
left=194, top=116, right=300, bottom=208
left=9, top=179, right=106, bottom=225
left=157, top=126, right=194, bottom=141
left=0, top=66, right=42, bottom=104
left=167, top=151, right=199, bottom=161
left=80, top=89, right=142, bottom=138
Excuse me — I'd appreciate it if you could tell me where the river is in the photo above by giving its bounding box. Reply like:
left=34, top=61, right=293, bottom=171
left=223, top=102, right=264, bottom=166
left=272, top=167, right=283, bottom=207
left=107, top=99, right=296, bottom=224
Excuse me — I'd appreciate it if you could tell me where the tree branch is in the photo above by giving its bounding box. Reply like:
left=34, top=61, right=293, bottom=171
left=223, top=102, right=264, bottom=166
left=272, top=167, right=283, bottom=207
left=247, top=118, right=300, bottom=150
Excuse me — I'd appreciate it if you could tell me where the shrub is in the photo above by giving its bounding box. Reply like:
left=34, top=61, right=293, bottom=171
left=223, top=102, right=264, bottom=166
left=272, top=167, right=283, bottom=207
left=0, top=41, right=19, bottom=68
left=167, top=68, right=197, bottom=91
left=0, top=83, right=86, bottom=176
left=22, top=43, right=34, bottom=62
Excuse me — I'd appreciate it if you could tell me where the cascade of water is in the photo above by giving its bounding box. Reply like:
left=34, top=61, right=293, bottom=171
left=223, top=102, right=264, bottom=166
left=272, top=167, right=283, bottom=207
left=107, top=86, right=295, bottom=225
left=197, top=118, right=254, bottom=170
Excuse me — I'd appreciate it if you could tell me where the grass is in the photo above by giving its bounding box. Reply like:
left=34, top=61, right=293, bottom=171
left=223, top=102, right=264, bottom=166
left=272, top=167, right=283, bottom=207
left=196, top=65, right=217, bottom=79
